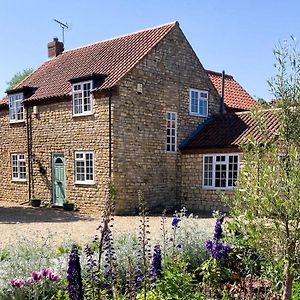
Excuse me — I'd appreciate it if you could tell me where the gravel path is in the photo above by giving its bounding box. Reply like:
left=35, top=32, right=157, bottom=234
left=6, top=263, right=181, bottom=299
left=0, top=201, right=215, bottom=248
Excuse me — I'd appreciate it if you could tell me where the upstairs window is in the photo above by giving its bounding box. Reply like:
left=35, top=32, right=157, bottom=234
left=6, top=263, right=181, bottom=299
left=12, top=154, right=26, bottom=181
left=72, top=81, right=93, bottom=116
left=9, top=93, right=24, bottom=122
left=166, top=112, right=177, bottom=152
left=203, top=154, right=239, bottom=190
left=75, top=151, right=95, bottom=184
left=189, top=89, right=208, bottom=117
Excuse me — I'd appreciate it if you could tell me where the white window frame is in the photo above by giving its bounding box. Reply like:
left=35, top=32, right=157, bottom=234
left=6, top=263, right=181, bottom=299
left=74, top=151, right=95, bottom=184
left=72, top=81, right=93, bottom=116
left=202, top=153, right=240, bottom=190
left=9, top=93, right=25, bottom=123
left=11, top=153, right=26, bottom=182
left=166, top=111, right=177, bottom=153
left=189, top=88, right=208, bottom=117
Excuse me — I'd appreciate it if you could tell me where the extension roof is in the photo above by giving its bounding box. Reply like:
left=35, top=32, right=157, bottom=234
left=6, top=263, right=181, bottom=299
left=206, top=70, right=257, bottom=111
left=0, top=22, right=177, bottom=106
left=180, top=109, right=280, bottom=153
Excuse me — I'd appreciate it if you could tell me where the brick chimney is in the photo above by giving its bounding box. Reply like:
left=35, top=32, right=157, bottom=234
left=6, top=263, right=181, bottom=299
left=47, top=37, right=64, bottom=58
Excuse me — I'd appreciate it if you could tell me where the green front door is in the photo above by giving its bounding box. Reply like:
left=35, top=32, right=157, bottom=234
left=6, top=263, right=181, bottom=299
left=52, top=154, right=65, bottom=206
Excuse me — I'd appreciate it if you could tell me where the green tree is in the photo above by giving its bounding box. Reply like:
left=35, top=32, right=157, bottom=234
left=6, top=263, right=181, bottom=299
left=6, top=68, right=33, bottom=90
left=225, top=37, right=300, bottom=300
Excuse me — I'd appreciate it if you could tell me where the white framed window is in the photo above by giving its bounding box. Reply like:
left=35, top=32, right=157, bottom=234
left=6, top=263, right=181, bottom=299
left=203, top=154, right=240, bottom=190
left=72, top=81, right=93, bottom=116
left=11, top=154, right=26, bottom=181
left=9, top=93, right=24, bottom=123
left=189, top=89, right=208, bottom=117
left=166, top=111, right=177, bottom=152
left=75, top=151, right=95, bottom=184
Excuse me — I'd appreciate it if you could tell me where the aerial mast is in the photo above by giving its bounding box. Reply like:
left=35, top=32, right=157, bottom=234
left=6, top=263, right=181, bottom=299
left=53, top=19, right=69, bottom=45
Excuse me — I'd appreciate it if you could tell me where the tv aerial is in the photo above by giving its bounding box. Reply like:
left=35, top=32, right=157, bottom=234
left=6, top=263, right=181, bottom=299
left=53, top=19, right=70, bottom=45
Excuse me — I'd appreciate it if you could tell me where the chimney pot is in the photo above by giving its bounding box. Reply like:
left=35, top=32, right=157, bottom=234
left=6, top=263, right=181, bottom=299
left=47, top=38, right=64, bottom=59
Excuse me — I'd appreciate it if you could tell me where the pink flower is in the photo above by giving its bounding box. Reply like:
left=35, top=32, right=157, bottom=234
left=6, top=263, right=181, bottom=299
left=10, top=278, right=25, bottom=288
left=41, top=268, right=50, bottom=277
left=48, top=271, right=60, bottom=282
left=32, top=271, right=42, bottom=281
left=25, top=277, right=33, bottom=285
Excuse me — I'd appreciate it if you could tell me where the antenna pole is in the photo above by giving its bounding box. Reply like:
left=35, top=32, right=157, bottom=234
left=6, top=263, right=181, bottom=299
left=54, top=19, right=69, bottom=45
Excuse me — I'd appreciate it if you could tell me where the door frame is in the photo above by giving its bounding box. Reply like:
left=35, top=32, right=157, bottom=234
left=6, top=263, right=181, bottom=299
left=52, top=153, right=66, bottom=207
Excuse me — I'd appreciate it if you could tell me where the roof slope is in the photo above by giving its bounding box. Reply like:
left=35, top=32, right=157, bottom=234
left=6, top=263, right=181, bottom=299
left=206, top=70, right=257, bottom=111
left=1, top=22, right=177, bottom=104
left=181, top=109, right=280, bottom=153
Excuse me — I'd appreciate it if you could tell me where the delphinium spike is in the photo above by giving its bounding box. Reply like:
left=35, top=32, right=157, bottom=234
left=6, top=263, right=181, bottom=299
left=67, top=245, right=84, bottom=300
left=136, top=190, right=151, bottom=300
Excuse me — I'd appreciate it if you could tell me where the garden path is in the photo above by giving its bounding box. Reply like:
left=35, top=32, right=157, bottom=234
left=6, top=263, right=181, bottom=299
left=0, top=201, right=214, bottom=248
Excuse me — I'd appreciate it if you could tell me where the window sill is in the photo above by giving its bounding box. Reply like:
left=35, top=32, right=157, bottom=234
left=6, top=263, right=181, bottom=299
left=189, top=112, right=208, bottom=117
left=202, top=186, right=234, bottom=191
left=72, top=112, right=94, bottom=118
left=12, top=179, right=27, bottom=183
left=10, top=119, right=25, bottom=124
left=166, top=150, right=178, bottom=154
left=75, top=181, right=95, bottom=186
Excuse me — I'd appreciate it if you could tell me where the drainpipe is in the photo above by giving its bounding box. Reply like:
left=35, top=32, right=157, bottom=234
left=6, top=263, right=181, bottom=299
left=220, top=70, right=225, bottom=114
left=26, top=104, right=32, bottom=202
left=108, top=88, right=112, bottom=180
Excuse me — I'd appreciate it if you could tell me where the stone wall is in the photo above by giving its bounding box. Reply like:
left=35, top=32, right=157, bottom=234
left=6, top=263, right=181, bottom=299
left=181, top=153, right=237, bottom=214
left=0, top=109, right=28, bottom=203
left=112, top=24, right=221, bottom=214
left=0, top=96, right=110, bottom=213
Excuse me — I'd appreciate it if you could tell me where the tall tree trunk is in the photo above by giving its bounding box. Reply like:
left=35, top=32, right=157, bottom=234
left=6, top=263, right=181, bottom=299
left=282, top=257, right=293, bottom=300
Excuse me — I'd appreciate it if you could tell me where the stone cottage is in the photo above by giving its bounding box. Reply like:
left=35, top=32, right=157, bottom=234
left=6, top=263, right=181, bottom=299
left=0, top=22, right=256, bottom=214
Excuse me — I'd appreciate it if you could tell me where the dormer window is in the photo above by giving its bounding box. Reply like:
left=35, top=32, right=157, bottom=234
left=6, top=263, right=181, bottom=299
left=9, top=93, right=24, bottom=123
left=72, top=81, right=93, bottom=116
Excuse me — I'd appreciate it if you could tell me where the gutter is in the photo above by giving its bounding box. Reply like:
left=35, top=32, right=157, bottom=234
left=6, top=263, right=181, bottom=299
left=108, top=88, right=112, bottom=180
left=25, top=104, right=32, bottom=202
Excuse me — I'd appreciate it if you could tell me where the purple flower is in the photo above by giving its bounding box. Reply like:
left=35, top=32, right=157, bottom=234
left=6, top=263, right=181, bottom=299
left=32, top=271, right=42, bottom=281
left=171, top=217, right=180, bottom=228
left=205, top=217, right=232, bottom=260
left=25, top=277, right=33, bottom=285
left=10, top=278, right=25, bottom=288
left=151, top=245, right=162, bottom=285
left=49, top=271, right=60, bottom=282
left=205, top=240, right=213, bottom=251
left=41, top=268, right=51, bottom=277
left=214, top=220, right=223, bottom=240
left=67, top=245, right=83, bottom=300
left=176, top=243, right=183, bottom=249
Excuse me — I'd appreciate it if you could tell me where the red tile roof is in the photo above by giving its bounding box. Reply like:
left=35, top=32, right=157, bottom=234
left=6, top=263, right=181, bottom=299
left=1, top=22, right=177, bottom=105
left=206, top=70, right=257, bottom=111
left=180, top=109, right=280, bottom=153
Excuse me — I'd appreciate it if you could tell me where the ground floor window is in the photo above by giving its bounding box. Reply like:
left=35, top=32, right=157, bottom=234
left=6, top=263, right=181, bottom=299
left=11, top=154, right=26, bottom=181
left=203, top=154, right=240, bottom=189
left=75, top=151, right=95, bottom=184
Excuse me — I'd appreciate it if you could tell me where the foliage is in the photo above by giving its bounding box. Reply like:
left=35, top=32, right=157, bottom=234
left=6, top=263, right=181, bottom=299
left=224, top=36, right=300, bottom=300
left=6, top=68, right=33, bottom=90
left=0, top=231, right=69, bottom=299
left=144, top=257, right=203, bottom=300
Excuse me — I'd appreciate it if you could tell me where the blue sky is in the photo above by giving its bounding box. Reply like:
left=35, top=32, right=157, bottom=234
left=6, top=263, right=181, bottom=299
left=1, top=0, right=299, bottom=101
